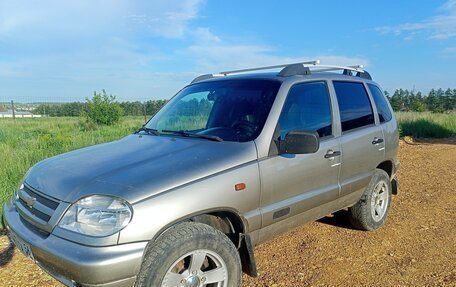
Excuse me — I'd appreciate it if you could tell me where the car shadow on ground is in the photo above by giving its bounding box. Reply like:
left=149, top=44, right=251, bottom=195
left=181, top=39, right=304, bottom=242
left=317, top=210, right=356, bottom=230
left=0, top=229, right=15, bottom=267
left=1, top=215, right=15, bottom=267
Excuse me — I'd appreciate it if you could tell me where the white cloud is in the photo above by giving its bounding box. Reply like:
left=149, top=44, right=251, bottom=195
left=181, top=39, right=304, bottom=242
left=0, top=1, right=124, bottom=37
left=0, top=0, right=204, bottom=41
left=375, top=0, right=456, bottom=40
left=0, top=0, right=370, bottom=102
left=125, top=0, right=203, bottom=38
left=185, top=29, right=368, bottom=73
left=442, top=46, right=456, bottom=57
left=0, top=0, right=206, bottom=101
left=191, top=27, right=221, bottom=44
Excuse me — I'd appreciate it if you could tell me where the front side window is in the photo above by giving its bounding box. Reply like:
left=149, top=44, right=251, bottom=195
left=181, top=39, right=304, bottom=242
left=278, top=81, right=332, bottom=139
left=146, top=79, right=281, bottom=142
left=333, top=81, right=374, bottom=132
left=368, top=84, right=392, bottom=123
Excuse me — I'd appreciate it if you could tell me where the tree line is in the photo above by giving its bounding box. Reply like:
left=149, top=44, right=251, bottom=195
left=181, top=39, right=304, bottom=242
left=386, top=88, right=456, bottom=113
left=32, top=99, right=168, bottom=117
left=14, top=87, right=456, bottom=117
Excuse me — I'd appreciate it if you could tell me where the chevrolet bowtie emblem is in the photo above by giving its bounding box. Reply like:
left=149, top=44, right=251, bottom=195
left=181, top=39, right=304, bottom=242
left=24, top=196, right=37, bottom=208
left=19, top=189, right=37, bottom=208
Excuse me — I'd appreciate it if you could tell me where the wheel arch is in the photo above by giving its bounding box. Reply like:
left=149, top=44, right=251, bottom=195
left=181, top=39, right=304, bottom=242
left=150, top=208, right=258, bottom=277
left=151, top=207, right=247, bottom=241
left=376, top=160, right=393, bottom=178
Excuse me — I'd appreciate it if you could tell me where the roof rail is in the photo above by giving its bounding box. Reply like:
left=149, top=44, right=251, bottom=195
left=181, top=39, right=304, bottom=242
left=219, top=60, right=320, bottom=75
left=190, top=74, right=216, bottom=83
left=190, top=60, right=319, bottom=83
left=301, top=64, right=372, bottom=80
left=190, top=60, right=371, bottom=83
left=311, top=64, right=364, bottom=73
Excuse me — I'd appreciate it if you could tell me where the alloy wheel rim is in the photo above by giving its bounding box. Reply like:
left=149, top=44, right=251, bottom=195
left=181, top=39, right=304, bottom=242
left=371, top=181, right=389, bottom=222
left=161, top=249, right=228, bottom=287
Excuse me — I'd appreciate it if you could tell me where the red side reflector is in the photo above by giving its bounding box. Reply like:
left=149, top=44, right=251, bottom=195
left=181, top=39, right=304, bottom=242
left=235, top=183, right=246, bottom=191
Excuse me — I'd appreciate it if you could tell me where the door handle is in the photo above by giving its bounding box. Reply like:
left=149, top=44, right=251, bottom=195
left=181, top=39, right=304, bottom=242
left=372, top=138, right=384, bottom=145
left=324, top=150, right=341, bottom=159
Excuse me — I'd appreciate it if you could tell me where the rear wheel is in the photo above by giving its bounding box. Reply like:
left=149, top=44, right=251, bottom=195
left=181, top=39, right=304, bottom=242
left=348, top=169, right=392, bottom=231
left=135, top=222, right=241, bottom=287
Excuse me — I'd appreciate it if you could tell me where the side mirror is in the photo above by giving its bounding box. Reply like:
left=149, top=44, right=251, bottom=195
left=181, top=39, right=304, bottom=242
left=279, top=130, right=320, bottom=154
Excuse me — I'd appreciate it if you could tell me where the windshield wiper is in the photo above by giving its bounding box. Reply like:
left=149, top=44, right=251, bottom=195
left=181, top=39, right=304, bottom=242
left=135, top=126, right=160, bottom=136
left=161, top=130, right=223, bottom=142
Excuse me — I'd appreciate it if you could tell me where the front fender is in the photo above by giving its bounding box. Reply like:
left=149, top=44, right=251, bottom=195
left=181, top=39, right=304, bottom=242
left=118, top=160, right=261, bottom=244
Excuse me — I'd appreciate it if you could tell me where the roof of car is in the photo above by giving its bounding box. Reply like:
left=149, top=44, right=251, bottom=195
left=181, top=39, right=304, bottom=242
left=190, top=61, right=375, bottom=86
left=191, top=71, right=375, bottom=85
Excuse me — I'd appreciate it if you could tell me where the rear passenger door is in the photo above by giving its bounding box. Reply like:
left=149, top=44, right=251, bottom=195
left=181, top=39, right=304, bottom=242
left=332, top=81, right=385, bottom=197
left=367, top=83, right=398, bottom=163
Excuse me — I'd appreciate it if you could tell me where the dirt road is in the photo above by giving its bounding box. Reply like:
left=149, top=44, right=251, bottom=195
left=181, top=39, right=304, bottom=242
left=1, top=138, right=455, bottom=286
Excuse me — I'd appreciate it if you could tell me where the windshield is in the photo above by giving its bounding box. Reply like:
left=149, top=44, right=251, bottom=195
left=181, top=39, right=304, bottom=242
left=146, top=79, right=281, bottom=142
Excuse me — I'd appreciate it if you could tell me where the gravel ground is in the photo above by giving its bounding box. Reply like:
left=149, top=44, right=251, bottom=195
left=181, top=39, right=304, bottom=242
left=1, top=138, right=455, bottom=287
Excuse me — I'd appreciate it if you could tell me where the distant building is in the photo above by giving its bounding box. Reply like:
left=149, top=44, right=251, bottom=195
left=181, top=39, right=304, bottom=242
left=0, top=109, right=42, bottom=118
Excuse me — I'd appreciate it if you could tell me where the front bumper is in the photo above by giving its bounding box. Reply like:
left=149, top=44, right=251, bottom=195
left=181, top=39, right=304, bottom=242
left=3, top=200, right=147, bottom=287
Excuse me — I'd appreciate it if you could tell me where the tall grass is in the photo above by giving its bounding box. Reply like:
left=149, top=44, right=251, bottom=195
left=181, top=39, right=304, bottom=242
left=0, top=117, right=144, bottom=228
left=396, top=112, right=456, bottom=138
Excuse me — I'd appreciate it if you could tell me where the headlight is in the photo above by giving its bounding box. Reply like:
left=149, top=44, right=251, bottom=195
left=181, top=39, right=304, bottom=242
left=15, top=184, right=24, bottom=199
left=58, top=195, right=132, bottom=237
left=11, top=183, right=23, bottom=204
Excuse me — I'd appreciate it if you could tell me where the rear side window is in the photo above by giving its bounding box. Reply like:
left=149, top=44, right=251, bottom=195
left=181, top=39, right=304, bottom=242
left=279, top=81, right=332, bottom=139
left=368, top=84, right=392, bottom=123
left=333, top=81, right=374, bottom=132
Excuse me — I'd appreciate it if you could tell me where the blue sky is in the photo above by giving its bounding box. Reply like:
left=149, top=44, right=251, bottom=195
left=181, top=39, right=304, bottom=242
left=1, top=0, right=455, bottom=102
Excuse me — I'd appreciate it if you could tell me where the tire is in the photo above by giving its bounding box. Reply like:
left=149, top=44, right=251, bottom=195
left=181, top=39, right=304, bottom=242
left=348, top=169, right=392, bottom=231
left=135, top=222, right=242, bottom=287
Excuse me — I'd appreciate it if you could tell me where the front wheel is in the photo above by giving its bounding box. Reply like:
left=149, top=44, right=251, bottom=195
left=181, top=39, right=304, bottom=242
left=135, top=222, right=241, bottom=287
left=348, top=169, right=392, bottom=231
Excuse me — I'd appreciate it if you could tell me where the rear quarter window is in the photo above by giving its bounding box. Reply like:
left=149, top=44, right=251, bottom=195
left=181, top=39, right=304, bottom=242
left=333, top=81, right=375, bottom=132
left=368, top=84, right=392, bottom=123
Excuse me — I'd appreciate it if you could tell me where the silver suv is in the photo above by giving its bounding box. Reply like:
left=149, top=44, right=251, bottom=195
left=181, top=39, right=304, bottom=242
left=3, top=61, right=399, bottom=287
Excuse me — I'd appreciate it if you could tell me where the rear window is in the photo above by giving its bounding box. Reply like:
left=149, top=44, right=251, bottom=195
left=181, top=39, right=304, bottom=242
left=333, top=81, right=374, bottom=132
left=368, top=84, right=392, bottom=123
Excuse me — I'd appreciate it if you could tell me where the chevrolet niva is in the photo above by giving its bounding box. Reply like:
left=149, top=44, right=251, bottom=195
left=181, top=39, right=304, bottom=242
left=4, top=61, right=399, bottom=287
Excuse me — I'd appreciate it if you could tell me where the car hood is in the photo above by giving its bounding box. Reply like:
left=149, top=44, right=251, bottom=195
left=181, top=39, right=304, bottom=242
left=25, top=134, right=258, bottom=203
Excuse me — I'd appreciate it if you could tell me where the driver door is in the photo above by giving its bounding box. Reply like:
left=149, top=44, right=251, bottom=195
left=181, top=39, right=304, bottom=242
left=258, top=81, right=341, bottom=242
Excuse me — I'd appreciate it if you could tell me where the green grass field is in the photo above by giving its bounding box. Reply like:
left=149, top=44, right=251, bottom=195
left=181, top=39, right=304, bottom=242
left=0, top=112, right=455, bottom=229
left=0, top=117, right=145, bottom=228
left=396, top=112, right=456, bottom=138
